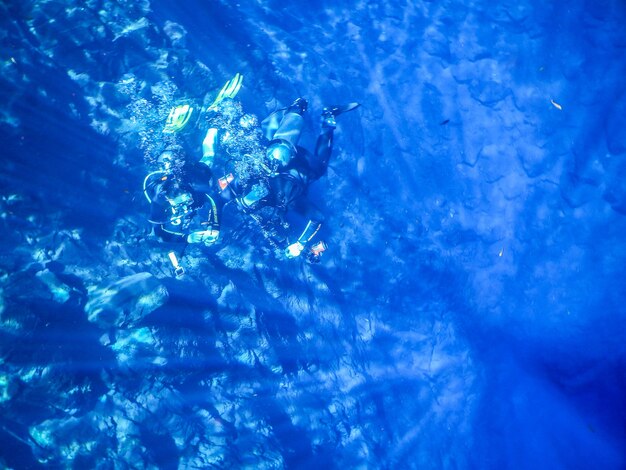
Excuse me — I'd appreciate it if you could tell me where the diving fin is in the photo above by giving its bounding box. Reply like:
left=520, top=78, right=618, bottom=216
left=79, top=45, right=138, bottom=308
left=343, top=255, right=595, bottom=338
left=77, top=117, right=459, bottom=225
left=321, top=102, right=360, bottom=127
left=208, top=73, right=243, bottom=110
left=324, top=102, right=361, bottom=117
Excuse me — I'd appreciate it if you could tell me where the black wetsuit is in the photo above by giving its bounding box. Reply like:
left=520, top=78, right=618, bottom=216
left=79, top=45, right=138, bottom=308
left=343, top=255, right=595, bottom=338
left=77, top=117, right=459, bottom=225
left=145, top=172, right=219, bottom=242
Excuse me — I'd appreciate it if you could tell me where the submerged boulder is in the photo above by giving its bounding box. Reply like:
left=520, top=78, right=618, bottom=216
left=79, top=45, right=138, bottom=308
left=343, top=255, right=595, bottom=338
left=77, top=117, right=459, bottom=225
left=86, top=272, right=168, bottom=329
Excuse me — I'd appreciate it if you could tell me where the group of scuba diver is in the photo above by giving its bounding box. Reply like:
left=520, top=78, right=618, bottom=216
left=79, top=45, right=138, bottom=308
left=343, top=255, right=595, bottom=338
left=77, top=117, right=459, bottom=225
left=142, top=73, right=359, bottom=275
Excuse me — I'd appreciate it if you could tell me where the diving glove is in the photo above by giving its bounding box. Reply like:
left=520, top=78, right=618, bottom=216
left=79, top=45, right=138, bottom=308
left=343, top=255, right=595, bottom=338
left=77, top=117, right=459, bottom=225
left=208, top=73, right=243, bottom=110
left=285, top=241, right=305, bottom=258
left=187, top=229, right=220, bottom=245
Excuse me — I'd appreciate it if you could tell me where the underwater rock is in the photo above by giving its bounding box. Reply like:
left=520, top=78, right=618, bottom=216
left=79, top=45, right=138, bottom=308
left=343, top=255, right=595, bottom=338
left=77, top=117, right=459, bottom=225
left=516, top=141, right=549, bottom=178
left=605, top=94, right=626, bottom=155
left=35, top=269, right=73, bottom=304
left=422, top=26, right=451, bottom=60
left=0, top=372, right=18, bottom=403
left=602, top=155, right=626, bottom=214
left=109, top=326, right=167, bottom=367
left=559, top=170, right=600, bottom=209
left=86, top=272, right=168, bottom=329
left=469, top=79, right=509, bottom=105
left=476, top=143, right=516, bottom=182
left=163, top=21, right=188, bottom=48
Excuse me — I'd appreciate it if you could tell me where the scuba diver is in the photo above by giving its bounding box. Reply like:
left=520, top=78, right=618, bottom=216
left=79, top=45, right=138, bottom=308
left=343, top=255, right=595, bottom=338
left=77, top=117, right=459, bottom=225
left=142, top=73, right=360, bottom=264
left=228, top=97, right=360, bottom=262
left=143, top=156, right=220, bottom=245
left=142, top=75, right=244, bottom=249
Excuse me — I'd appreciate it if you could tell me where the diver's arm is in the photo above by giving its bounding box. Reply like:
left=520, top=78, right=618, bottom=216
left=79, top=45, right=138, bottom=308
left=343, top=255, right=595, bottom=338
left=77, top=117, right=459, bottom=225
left=148, top=199, right=170, bottom=225
left=199, top=73, right=243, bottom=167
left=285, top=220, right=322, bottom=258
left=200, top=127, right=219, bottom=168
left=186, top=195, right=220, bottom=245
left=144, top=171, right=171, bottom=224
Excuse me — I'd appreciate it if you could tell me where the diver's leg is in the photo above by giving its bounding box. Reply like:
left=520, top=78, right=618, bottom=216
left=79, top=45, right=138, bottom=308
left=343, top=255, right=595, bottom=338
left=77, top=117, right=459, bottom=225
left=311, top=102, right=360, bottom=180
left=311, top=123, right=334, bottom=181
left=267, top=98, right=308, bottom=166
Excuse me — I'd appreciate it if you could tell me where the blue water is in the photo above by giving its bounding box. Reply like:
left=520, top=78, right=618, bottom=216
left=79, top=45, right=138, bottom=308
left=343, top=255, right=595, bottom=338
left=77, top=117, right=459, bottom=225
left=1, top=0, right=626, bottom=468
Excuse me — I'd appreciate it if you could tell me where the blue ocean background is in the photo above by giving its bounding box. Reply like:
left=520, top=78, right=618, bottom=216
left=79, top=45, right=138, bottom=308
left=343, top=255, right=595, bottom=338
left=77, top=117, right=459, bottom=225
left=1, top=0, right=626, bottom=468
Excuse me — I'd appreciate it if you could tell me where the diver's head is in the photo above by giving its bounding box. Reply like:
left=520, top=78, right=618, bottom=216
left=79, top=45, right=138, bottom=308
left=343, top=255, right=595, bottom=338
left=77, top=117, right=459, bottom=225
left=157, top=150, right=175, bottom=171
left=239, top=114, right=257, bottom=129
left=156, top=145, right=185, bottom=173
left=266, top=141, right=293, bottom=166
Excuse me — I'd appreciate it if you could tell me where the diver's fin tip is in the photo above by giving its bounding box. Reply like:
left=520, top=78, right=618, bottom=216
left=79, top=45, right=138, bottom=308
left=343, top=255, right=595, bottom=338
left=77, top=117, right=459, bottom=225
left=324, top=102, right=361, bottom=118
